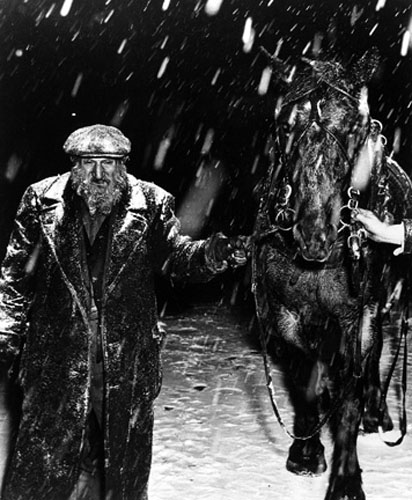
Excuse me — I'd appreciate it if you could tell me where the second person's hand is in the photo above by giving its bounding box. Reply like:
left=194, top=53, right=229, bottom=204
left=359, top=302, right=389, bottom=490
left=353, top=208, right=404, bottom=254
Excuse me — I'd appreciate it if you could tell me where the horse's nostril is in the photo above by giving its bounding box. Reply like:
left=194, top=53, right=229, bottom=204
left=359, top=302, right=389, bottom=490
left=293, top=221, right=335, bottom=262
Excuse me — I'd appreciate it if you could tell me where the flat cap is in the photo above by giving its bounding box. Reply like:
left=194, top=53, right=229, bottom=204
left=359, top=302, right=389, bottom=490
left=63, top=124, right=131, bottom=157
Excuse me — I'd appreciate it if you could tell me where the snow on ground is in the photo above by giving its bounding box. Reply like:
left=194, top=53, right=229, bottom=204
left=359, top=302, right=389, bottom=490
left=150, top=304, right=412, bottom=500
left=0, top=303, right=410, bottom=499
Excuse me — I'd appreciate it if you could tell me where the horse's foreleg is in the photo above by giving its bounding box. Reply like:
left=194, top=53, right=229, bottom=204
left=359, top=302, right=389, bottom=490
left=284, top=349, right=327, bottom=477
left=326, top=309, right=368, bottom=500
left=286, top=402, right=327, bottom=477
left=326, top=371, right=365, bottom=500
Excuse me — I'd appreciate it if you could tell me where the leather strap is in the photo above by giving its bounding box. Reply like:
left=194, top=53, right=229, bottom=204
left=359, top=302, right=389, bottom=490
left=403, top=219, right=412, bottom=254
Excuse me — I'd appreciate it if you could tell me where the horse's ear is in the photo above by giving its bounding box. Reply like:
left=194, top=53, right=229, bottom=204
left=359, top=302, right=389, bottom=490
left=349, top=48, right=381, bottom=87
left=259, top=47, right=292, bottom=85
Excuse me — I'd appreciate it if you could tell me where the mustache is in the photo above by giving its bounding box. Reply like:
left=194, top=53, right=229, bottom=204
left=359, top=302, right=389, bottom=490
left=70, top=164, right=128, bottom=216
left=90, top=176, right=110, bottom=185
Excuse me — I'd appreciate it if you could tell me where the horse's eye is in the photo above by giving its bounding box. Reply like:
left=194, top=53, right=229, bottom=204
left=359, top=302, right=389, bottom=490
left=279, top=123, right=291, bottom=135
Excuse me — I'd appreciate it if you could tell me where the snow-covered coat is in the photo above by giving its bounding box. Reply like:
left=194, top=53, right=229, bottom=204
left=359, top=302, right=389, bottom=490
left=0, top=172, right=218, bottom=499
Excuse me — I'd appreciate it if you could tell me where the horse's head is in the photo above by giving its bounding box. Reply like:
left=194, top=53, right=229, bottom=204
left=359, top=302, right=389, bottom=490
left=272, top=55, right=379, bottom=262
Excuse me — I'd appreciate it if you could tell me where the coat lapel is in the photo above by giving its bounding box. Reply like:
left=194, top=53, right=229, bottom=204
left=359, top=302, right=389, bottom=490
left=37, top=174, right=149, bottom=302
left=105, top=178, right=149, bottom=296
left=38, top=174, right=90, bottom=308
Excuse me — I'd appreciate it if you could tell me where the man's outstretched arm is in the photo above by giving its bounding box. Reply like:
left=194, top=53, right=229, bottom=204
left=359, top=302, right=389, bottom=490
left=151, top=190, right=247, bottom=283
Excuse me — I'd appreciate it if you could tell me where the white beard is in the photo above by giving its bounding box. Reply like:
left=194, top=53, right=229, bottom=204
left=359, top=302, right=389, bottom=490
left=71, top=164, right=127, bottom=217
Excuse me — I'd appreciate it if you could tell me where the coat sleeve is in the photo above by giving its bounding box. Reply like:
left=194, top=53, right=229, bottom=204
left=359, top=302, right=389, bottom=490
left=0, top=186, right=40, bottom=361
left=403, top=219, right=412, bottom=254
left=150, top=190, right=226, bottom=283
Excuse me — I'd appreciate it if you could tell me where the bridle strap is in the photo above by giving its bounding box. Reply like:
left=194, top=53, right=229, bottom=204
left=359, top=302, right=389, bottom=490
left=319, top=80, right=359, bottom=105
left=277, top=94, right=365, bottom=175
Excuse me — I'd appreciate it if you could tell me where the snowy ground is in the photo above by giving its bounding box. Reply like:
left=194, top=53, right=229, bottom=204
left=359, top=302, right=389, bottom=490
left=150, top=304, right=412, bottom=500
left=0, top=303, right=411, bottom=500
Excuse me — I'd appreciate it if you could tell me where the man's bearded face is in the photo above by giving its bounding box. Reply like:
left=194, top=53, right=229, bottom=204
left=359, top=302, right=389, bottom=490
left=71, top=157, right=128, bottom=216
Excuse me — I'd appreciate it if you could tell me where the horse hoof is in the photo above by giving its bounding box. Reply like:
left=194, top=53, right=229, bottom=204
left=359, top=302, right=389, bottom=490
left=286, top=439, right=327, bottom=476
left=362, top=404, right=393, bottom=434
left=325, top=474, right=365, bottom=500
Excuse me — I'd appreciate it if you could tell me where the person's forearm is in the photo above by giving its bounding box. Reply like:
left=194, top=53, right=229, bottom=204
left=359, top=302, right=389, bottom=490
left=403, top=219, right=412, bottom=254
left=354, top=209, right=407, bottom=254
left=380, top=223, right=404, bottom=246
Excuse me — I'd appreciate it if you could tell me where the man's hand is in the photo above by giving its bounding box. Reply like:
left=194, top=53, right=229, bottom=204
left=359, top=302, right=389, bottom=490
left=206, top=233, right=249, bottom=270
left=225, top=235, right=249, bottom=267
left=353, top=208, right=404, bottom=255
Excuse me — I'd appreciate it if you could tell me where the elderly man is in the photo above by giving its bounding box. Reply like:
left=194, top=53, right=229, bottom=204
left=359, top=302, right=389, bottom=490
left=0, top=124, right=246, bottom=500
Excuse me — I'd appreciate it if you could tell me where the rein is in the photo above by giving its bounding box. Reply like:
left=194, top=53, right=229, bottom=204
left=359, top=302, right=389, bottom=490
left=378, top=301, right=408, bottom=446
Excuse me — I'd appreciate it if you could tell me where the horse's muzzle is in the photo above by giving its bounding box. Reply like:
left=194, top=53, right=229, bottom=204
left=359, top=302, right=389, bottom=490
left=293, top=223, right=338, bottom=263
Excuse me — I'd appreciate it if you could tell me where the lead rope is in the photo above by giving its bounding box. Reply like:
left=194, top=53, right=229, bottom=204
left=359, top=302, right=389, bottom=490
left=378, top=290, right=409, bottom=446
left=350, top=122, right=388, bottom=379
left=367, top=129, right=409, bottom=447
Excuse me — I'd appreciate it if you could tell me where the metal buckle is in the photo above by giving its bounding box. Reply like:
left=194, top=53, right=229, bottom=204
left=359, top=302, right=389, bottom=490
left=347, top=186, right=360, bottom=199
left=347, top=234, right=361, bottom=260
left=278, top=184, right=292, bottom=206
left=275, top=208, right=295, bottom=231
left=347, top=198, right=359, bottom=210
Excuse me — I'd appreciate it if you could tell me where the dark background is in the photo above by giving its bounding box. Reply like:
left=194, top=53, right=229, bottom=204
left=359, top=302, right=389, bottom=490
left=1, top=0, right=412, bottom=309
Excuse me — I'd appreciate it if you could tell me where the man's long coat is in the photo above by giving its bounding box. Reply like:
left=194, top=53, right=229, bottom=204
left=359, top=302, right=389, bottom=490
left=0, top=172, right=218, bottom=499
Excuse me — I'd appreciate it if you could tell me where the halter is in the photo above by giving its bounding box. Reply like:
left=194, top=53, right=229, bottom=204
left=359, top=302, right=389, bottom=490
left=278, top=85, right=358, bottom=166
left=269, top=84, right=384, bottom=261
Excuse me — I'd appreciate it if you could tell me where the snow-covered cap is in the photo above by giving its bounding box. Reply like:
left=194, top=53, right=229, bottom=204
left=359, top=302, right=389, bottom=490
left=63, top=124, right=131, bottom=157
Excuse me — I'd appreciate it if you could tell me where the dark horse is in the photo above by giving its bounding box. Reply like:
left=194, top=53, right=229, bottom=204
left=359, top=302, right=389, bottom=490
left=252, top=54, right=412, bottom=500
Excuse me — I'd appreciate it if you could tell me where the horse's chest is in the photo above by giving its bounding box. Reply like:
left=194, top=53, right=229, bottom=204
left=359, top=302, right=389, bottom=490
left=261, top=246, right=354, bottom=312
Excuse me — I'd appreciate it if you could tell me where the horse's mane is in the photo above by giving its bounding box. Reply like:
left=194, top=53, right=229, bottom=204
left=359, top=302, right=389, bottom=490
left=261, top=48, right=381, bottom=105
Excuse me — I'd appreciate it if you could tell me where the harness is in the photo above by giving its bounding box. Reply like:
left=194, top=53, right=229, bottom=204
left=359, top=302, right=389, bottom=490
left=251, top=79, right=409, bottom=444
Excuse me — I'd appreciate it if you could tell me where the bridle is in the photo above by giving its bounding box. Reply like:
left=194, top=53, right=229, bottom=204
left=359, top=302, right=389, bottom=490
left=268, top=84, right=384, bottom=261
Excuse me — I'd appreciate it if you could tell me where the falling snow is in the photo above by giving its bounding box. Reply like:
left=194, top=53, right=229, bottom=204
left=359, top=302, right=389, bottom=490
left=401, top=30, right=411, bottom=56
left=0, top=1, right=412, bottom=497
left=205, top=0, right=224, bottom=17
